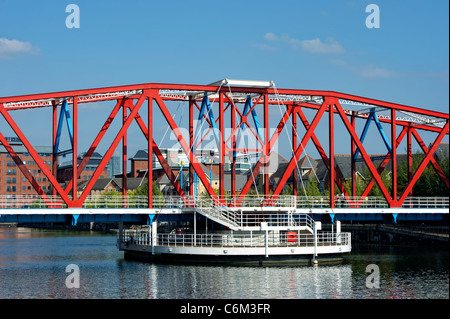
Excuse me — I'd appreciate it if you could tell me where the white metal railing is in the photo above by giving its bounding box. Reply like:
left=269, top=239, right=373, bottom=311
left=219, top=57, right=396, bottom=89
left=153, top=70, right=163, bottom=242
left=0, top=195, right=150, bottom=209
left=296, top=196, right=449, bottom=209
left=401, top=197, right=450, bottom=208
left=1, top=194, right=448, bottom=209
left=196, top=195, right=313, bottom=229
left=120, top=230, right=351, bottom=248
left=230, top=212, right=315, bottom=229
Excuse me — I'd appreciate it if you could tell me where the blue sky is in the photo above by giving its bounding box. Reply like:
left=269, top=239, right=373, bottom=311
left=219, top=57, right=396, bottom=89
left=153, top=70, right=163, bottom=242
left=0, top=0, right=448, bottom=162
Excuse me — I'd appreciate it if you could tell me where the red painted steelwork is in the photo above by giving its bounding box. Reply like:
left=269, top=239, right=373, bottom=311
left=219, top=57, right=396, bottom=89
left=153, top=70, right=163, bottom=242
left=0, top=81, right=448, bottom=210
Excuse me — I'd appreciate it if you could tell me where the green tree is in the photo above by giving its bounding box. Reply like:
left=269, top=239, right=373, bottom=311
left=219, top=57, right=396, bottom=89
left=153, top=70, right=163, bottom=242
left=304, top=178, right=322, bottom=196
left=281, top=179, right=322, bottom=197
left=133, top=180, right=163, bottom=196
left=397, top=153, right=449, bottom=197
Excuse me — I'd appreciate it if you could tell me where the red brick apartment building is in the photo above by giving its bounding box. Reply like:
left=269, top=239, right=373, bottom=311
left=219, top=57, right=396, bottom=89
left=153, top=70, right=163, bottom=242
left=0, top=137, right=54, bottom=196
left=57, top=151, right=109, bottom=183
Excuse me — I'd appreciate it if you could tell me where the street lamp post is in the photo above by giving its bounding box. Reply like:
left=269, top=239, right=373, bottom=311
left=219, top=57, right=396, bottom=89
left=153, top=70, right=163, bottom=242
left=209, top=150, right=214, bottom=187
left=179, top=161, right=183, bottom=190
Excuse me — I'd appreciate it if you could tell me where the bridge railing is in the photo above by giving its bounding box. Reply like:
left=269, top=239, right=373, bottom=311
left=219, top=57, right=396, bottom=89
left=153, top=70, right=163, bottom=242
left=296, top=196, right=449, bottom=209
left=0, top=194, right=448, bottom=209
left=401, top=197, right=449, bottom=208
left=122, top=230, right=351, bottom=248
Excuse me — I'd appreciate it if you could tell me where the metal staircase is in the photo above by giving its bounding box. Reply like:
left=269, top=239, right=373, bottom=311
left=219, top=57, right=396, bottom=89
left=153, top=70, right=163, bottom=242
left=196, top=205, right=241, bottom=230
left=195, top=197, right=315, bottom=232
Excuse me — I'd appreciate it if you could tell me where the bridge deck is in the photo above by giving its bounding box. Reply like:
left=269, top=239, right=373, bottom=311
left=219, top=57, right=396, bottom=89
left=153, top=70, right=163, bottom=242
left=0, top=195, right=448, bottom=225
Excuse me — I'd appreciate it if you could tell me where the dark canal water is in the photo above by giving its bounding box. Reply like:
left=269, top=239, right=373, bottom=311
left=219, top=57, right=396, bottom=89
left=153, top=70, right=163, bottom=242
left=0, top=227, right=448, bottom=299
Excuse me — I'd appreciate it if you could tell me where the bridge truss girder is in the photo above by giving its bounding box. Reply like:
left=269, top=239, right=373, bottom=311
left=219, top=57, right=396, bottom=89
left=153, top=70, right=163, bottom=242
left=0, top=81, right=448, bottom=209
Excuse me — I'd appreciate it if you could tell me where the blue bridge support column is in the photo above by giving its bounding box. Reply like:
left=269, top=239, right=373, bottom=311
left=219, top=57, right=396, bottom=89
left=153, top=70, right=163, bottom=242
left=392, top=213, right=398, bottom=224
left=329, top=213, right=335, bottom=224
left=147, top=214, right=156, bottom=225
left=71, top=214, right=80, bottom=226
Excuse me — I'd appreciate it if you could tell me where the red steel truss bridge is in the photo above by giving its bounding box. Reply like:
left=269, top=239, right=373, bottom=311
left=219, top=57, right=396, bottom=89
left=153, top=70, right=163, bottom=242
left=0, top=79, right=448, bottom=225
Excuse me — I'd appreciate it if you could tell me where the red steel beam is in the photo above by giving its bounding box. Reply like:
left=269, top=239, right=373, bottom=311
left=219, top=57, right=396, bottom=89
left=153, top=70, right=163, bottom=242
left=398, top=120, right=449, bottom=203
left=148, top=97, right=153, bottom=208
left=0, top=107, right=71, bottom=204
left=278, top=101, right=447, bottom=133
left=224, top=94, right=265, bottom=149
left=0, top=82, right=448, bottom=209
left=122, top=101, right=127, bottom=191
left=391, top=109, right=397, bottom=204
left=229, top=96, right=237, bottom=198
left=271, top=100, right=329, bottom=200
left=2, top=83, right=448, bottom=122
left=264, top=93, right=270, bottom=196
left=296, top=107, right=349, bottom=196
left=292, top=110, right=297, bottom=197
left=334, top=100, right=394, bottom=206
left=72, top=96, right=78, bottom=201
left=189, top=97, right=194, bottom=197
left=77, top=93, right=147, bottom=206
left=219, top=93, right=225, bottom=196
left=122, top=99, right=129, bottom=204
left=0, top=83, right=449, bottom=124
left=329, top=101, right=335, bottom=208
left=411, top=127, right=449, bottom=189
left=153, top=94, right=217, bottom=200
left=64, top=99, right=123, bottom=195
left=237, top=105, right=293, bottom=202
left=152, top=142, right=186, bottom=199
left=407, top=125, right=413, bottom=197
left=131, top=105, right=186, bottom=199
left=351, top=112, right=357, bottom=197
left=357, top=126, right=408, bottom=205
left=52, top=101, right=58, bottom=197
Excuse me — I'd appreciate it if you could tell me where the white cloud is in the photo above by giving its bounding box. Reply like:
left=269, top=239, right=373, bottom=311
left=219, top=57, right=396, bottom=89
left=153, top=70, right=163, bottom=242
left=262, top=32, right=344, bottom=54
left=330, top=58, right=349, bottom=67
left=264, top=32, right=278, bottom=41
left=0, top=38, right=39, bottom=58
left=300, top=38, right=344, bottom=54
left=254, top=43, right=278, bottom=51
left=359, top=66, right=398, bottom=79
left=331, top=58, right=398, bottom=79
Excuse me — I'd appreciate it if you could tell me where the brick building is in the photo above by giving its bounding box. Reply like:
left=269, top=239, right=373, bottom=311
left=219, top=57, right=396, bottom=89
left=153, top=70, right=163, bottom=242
left=0, top=137, right=54, bottom=196
left=57, top=151, right=109, bottom=183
